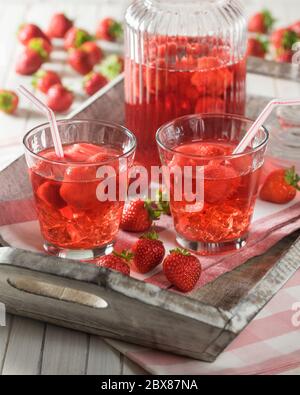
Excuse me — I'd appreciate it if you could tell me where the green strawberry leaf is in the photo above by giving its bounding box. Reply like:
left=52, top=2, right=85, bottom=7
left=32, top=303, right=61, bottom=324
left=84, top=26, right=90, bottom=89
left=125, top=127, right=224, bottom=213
left=141, top=231, right=159, bottom=241
left=109, top=21, right=123, bottom=40
left=282, top=30, right=298, bottom=50
left=113, top=250, right=134, bottom=262
left=170, top=248, right=191, bottom=256
left=0, top=92, right=13, bottom=111
left=285, top=166, right=300, bottom=191
left=262, top=9, right=276, bottom=32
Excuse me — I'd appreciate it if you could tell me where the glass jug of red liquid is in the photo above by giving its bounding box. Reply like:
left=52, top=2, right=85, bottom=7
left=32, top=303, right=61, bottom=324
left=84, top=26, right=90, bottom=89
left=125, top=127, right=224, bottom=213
left=125, top=0, right=247, bottom=169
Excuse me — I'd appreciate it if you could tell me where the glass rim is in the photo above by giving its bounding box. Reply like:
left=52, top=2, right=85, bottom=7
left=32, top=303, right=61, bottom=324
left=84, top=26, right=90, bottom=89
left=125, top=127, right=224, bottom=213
left=156, top=113, right=269, bottom=160
left=23, top=119, right=137, bottom=167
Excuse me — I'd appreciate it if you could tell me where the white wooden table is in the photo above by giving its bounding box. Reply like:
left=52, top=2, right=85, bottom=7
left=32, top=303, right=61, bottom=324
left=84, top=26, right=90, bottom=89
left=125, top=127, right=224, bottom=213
left=0, top=0, right=300, bottom=375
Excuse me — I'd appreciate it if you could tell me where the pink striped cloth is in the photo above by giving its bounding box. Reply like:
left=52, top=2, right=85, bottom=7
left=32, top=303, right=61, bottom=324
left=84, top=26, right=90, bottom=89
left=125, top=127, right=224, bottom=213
left=0, top=195, right=300, bottom=374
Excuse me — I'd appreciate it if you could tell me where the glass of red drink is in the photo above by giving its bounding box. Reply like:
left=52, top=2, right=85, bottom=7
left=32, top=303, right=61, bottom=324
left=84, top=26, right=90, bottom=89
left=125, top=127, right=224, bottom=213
left=156, top=114, right=269, bottom=255
left=23, top=120, right=136, bottom=260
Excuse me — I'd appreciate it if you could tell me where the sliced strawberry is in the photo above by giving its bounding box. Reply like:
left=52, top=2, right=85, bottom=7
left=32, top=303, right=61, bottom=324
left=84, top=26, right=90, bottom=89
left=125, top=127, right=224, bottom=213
left=36, top=181, right=66, bottom=209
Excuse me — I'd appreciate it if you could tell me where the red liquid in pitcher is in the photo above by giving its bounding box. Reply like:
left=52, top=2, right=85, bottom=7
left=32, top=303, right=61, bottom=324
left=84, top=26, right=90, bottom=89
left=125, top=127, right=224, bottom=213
left=168, top=141, right=261, bottom=244
left=125, top=36, right=246, bottom=169
left=30, top=143, right=124, bottom=250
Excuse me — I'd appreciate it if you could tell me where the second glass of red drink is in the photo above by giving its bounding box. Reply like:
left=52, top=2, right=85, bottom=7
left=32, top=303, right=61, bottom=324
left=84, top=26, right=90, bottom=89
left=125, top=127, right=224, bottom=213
left=156, top=114, right=269, bottom=255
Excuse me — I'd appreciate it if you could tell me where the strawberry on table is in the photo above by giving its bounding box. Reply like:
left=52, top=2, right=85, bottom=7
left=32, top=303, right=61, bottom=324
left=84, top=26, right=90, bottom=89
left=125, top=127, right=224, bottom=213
left=68, top=48, right=94, bottom=75
left=81, top=41, right=103, bottom=66
left=15, top=48, right=43, bottom=75
left=47, top=13, right=73, bottom=39
left=248, top=9, right=276, bottom=34
left=163, top=248, right=202, bottom=293
left=95, top=250, right=132, bottom=276
left=83, top=71, right=108, bottom=96
left=120, top=199, right=162, bottom=233
left=46, top=84, right=73, bottom=113
left=271, top=28, right=298, bottom=49
left=0, top=90, right=19, bottom=114
left=64, top=27, right=93, bottom=50
left=32, top=70, right=61, bottom=93
left=133, top=231, right=165, bottom=274
left=260, top=167, right=300, bottom=204
left=96, top=17, right=123, bottom=42
left=27, top=37, right=53, bottom=61
left=98, top=55, right=124, bottom=80
left=18, top=23, right=49, bottom=46
left=247, top=36, right=269, bottom=58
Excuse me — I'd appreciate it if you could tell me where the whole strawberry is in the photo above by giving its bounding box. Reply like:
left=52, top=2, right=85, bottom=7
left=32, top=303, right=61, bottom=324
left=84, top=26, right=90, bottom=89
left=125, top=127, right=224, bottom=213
left=0, top=90, right=19, bottom=114
left=248, top=9, right=276, bottom=34
left=260, top=167, right=300, bottom=204
left=47, top=13, right=73, bottom=39
left=133, top=231, right=165, bottom=274
left=290, top=21, right=300, bottom=36
left=47, top=84, right=74, bottom=113
left=18, top=23, right=49, bottom=46
left=16, top=48, right=43, bottom=75
left=32, top=70, right=62, bottom=93
left=83, top=72, right=108, bottom=96
left=276, top=49, right=294, bottom=63
left=247, top=37, right=269, bottom=58
left=96, top=250, right=132, bottom=276
left=68, top=48, right=94, bottom=75
left=98, top=55, right=124, bottom=80
left=81, top=41, right=103, bottom=66
left=64, top=27, right=93, bottom=50
left=120, top=200, right=161, bottom=233
left=163, top=249, right=202, bottom=293
left=96, top=17, right=123, bottom=42
left=271, top=28, right=298, bottom=50
left=27, top=37, right=53, bottom=61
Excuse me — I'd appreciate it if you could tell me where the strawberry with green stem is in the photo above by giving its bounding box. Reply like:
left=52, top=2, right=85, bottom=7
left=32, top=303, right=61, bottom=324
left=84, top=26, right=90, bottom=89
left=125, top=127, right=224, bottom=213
left=96, top=18, right=123, bottom=42
left=0, top=90, right=19, bottom=114
left=27, top=37, right=53, bottom=61
left=248, top=9, right=276, bottom=34
left=133, top=231, right=165, bottom=274
left=32, top=70, right=61, bottom=94
left=260, top=166, right=300, bottom=204
left=247, top=36, right=269, bottom=58
left=64, top=27, right=94, bottom=50
left=96, top=250, right=132, bottom=276
left=120, top=199, right=162, bottom=233
left=163, top=248, right=202, bottom=293
left=98, top=55, right=124, bottom=81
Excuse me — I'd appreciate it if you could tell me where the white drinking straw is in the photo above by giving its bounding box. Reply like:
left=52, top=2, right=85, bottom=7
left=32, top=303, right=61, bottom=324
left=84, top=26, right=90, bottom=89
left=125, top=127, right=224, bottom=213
left=233, top=98, right=300, bottom=155
left=18, top=85, right=64, bottom=159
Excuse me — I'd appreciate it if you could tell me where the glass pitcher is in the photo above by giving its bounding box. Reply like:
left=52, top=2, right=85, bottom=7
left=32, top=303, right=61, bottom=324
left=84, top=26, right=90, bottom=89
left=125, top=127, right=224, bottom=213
left=124, top=0, right=247, bottom=169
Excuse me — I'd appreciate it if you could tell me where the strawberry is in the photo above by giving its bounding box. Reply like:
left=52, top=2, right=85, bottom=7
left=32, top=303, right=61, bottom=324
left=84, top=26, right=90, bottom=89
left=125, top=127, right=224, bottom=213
left=83, top=71, right=108, bottom=96
left=0, top=90, right=19, bottom=114
left=46, top=84, right=73, bottom=113
left=290, top=21, right=300, bottom=36
left=27, top=37, right=53, bottom=61
left=260, top=167, right=300, bottom=204
left=271, top=28, right=298, bottom=50
left=247, top=37, right=269, bottom=58
left=96, top=17, right=123, bottom=42
left=81, top=41, right=103, bottom=66
left=98, top=55, right=124, bottom=80
left=64, top=27, right=93, bottom=50
left=163, top=248, right=202, bottom=293
left=32, top=70, right=61, bottom=93
left=68, top=48, right=94, bottom=75
left=96, top=250, right=132, bottom=276
left=248, top=10, right=276, bottom=34
left=15, top=48, right=43, bottom=75
left=133, top=231, right=165, bottom=274
left=18, top=23, right=49, bottom=46
left=120, top=199, right=162, bottom=233
left=47, top=13, right=73, bottom=39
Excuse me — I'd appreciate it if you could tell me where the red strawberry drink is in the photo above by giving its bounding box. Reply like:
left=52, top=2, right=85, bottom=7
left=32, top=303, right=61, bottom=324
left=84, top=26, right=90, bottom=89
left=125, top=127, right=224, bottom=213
left=157, top=114, right=269, bottom=255
left=125, top=0, right=247, bottom=170
left=125, top=36, right=246, bottom=169
left=23, top=120, right=136, bottom=259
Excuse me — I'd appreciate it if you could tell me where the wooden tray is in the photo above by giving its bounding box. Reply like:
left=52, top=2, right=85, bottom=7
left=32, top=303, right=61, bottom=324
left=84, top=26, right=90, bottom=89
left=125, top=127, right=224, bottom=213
left=0, top=65, right=300, bottom=362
